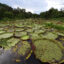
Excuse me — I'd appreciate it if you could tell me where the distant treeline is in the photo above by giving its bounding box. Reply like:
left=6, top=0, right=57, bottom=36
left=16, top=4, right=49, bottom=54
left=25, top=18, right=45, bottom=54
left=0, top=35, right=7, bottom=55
left=0, top=3, right=64, bottom=20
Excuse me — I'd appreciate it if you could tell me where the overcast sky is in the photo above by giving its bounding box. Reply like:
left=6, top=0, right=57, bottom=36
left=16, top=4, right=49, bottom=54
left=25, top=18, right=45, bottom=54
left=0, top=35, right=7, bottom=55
left=0, top=0, right=64, bottom=13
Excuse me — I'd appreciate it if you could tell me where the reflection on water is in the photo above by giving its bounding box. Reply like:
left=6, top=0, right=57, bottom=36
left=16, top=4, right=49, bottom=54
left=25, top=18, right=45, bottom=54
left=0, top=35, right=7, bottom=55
left=26, top=53, right=49, bottom=64
left=0, top=50, right=16, bottom=64
left=0, top=49, right=49, bottom=64
left=0, top=38, right=50, bottom=64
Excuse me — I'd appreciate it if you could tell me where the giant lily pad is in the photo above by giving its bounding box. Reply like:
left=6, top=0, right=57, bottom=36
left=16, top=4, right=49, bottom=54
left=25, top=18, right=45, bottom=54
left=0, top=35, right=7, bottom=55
left=6, top=28, right=14, bottom=32
left=41, top=32, right=58, bottom=40
left=15, top=28, right=24, bottom=32
left=26, top=29, right=33, bottom=33
left=13, top=41, right=31, bottom=57
left=21, top=35, right=30, bottom=40
left=34, top=29, right=45, bottom=34
left=7, top=38, right=20, bottom=47
left=30, top=33, right=42, bottom=40
left=34, top=39, right=63, bottom=63
left=0, top=30, right=5, bottom=34
left=15, top=31, right=27, bottom=37
left=0, top=33, right=13, bottom=39
left=0, top=28, right=4, bottom=30
left=15, top=23, right=23, bottom=27
left=15, top=32, right=23, bottom=37
left=0, top=39, right=8, bottom=48
left=55, top=32, right=64, bottom=36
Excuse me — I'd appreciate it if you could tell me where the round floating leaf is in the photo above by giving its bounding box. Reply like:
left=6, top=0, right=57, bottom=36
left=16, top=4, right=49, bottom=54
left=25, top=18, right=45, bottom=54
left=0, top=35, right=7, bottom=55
left=15, top=32, right=23, bottom=37
left=17, top=41, right=31, bottom=56
left=15, top=31, right=27, bottom=37
left=0, top=31, right=5, bottom=34
left=26, top=29, right=33, bottom=33
left=15, top=28, right=24, bottom=32
left=0, top=33, right=13, bottom=39
left=34, top=29, right=45, bottom=34
left=56, top=32, right=64, bottom=36
left=21, top=35, right=30, bottom=40
left=31, top=33, right=42, bottom=40
left=34, top=39, right=63, bottom=63
left=7, top=38, right=20, bottom=47
left=0, top=28, right=4, bottom=30
left=0, top=39, right=8, bottom=48
left=41, top=32, right=58, bottom=40
left=6, top=29, right=14, bottom=32
left=15, top=23, right=23, bottom=27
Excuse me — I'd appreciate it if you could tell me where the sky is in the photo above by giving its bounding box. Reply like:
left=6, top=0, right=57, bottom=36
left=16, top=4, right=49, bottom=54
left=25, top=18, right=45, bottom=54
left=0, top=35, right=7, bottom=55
left=0, top=0, right=64, bottom=13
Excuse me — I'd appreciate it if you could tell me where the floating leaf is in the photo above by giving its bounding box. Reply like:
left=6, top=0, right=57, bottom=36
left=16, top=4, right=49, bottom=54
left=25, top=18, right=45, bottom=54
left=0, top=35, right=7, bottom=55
left=0, top=31, right=5, bottom=34
left=34, top=39, right=63, bottom=63
left=41, top=32, right=58, bottom=40
left=21, top=35, right=30, bottom=40
left=7, top=38, right=20, bottom=47
left=17, top=41, right=31, bottom=56
left=0, top=33, right=13, bottom=39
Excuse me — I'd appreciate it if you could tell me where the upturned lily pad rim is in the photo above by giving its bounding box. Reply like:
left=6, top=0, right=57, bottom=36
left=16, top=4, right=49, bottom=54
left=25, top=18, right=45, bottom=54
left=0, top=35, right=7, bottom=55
left=33, top=38, right=63, bottom=63
left=21, top=35, right=30, bottom=40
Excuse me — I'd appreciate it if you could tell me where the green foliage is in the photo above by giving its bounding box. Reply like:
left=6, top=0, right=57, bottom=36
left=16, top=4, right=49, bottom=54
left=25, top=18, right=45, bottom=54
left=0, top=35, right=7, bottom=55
left=0, top=3, right=64, bottom=21
left=45, top=22, right=64, bottom=30
left=40, top=8, right=64, bottom=19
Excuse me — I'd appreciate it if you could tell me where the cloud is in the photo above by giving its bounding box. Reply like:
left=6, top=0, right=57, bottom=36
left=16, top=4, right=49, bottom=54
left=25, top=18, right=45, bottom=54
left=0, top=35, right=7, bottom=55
left=0, top=0, right=64, bottom=13
left=26, top=9, right=34, bottom=13
left=0, top=0, right=47, bottom=13
left=11, top=0, right=47, bottom=13
left=13, top=4, right=34, bottom=13
left=46, top=0, right=64, bottom=10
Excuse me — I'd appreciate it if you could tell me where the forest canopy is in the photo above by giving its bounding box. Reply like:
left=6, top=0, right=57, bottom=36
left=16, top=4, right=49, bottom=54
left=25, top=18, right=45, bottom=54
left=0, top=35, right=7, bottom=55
left=0, top=3, right=64, bottom=20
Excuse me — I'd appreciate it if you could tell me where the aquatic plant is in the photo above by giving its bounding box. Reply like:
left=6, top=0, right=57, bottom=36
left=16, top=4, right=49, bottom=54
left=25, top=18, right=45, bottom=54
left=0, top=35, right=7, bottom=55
left=41, top=32, right=58, bottom=40
left=0, top=33, right=13, bottom=39
left=17, top=41, right=31, bottom=56
left=21, top=35, right=30, bottom=40
left=7, top=38, right=20, bottom=47
left=0, top=30, right=5, bottom=34
left=34, top=39, right=63, bottom=63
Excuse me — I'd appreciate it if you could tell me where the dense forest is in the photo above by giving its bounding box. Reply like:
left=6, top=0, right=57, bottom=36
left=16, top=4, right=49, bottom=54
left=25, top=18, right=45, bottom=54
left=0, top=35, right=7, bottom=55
left=0, top=3, right=64, bottom=21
